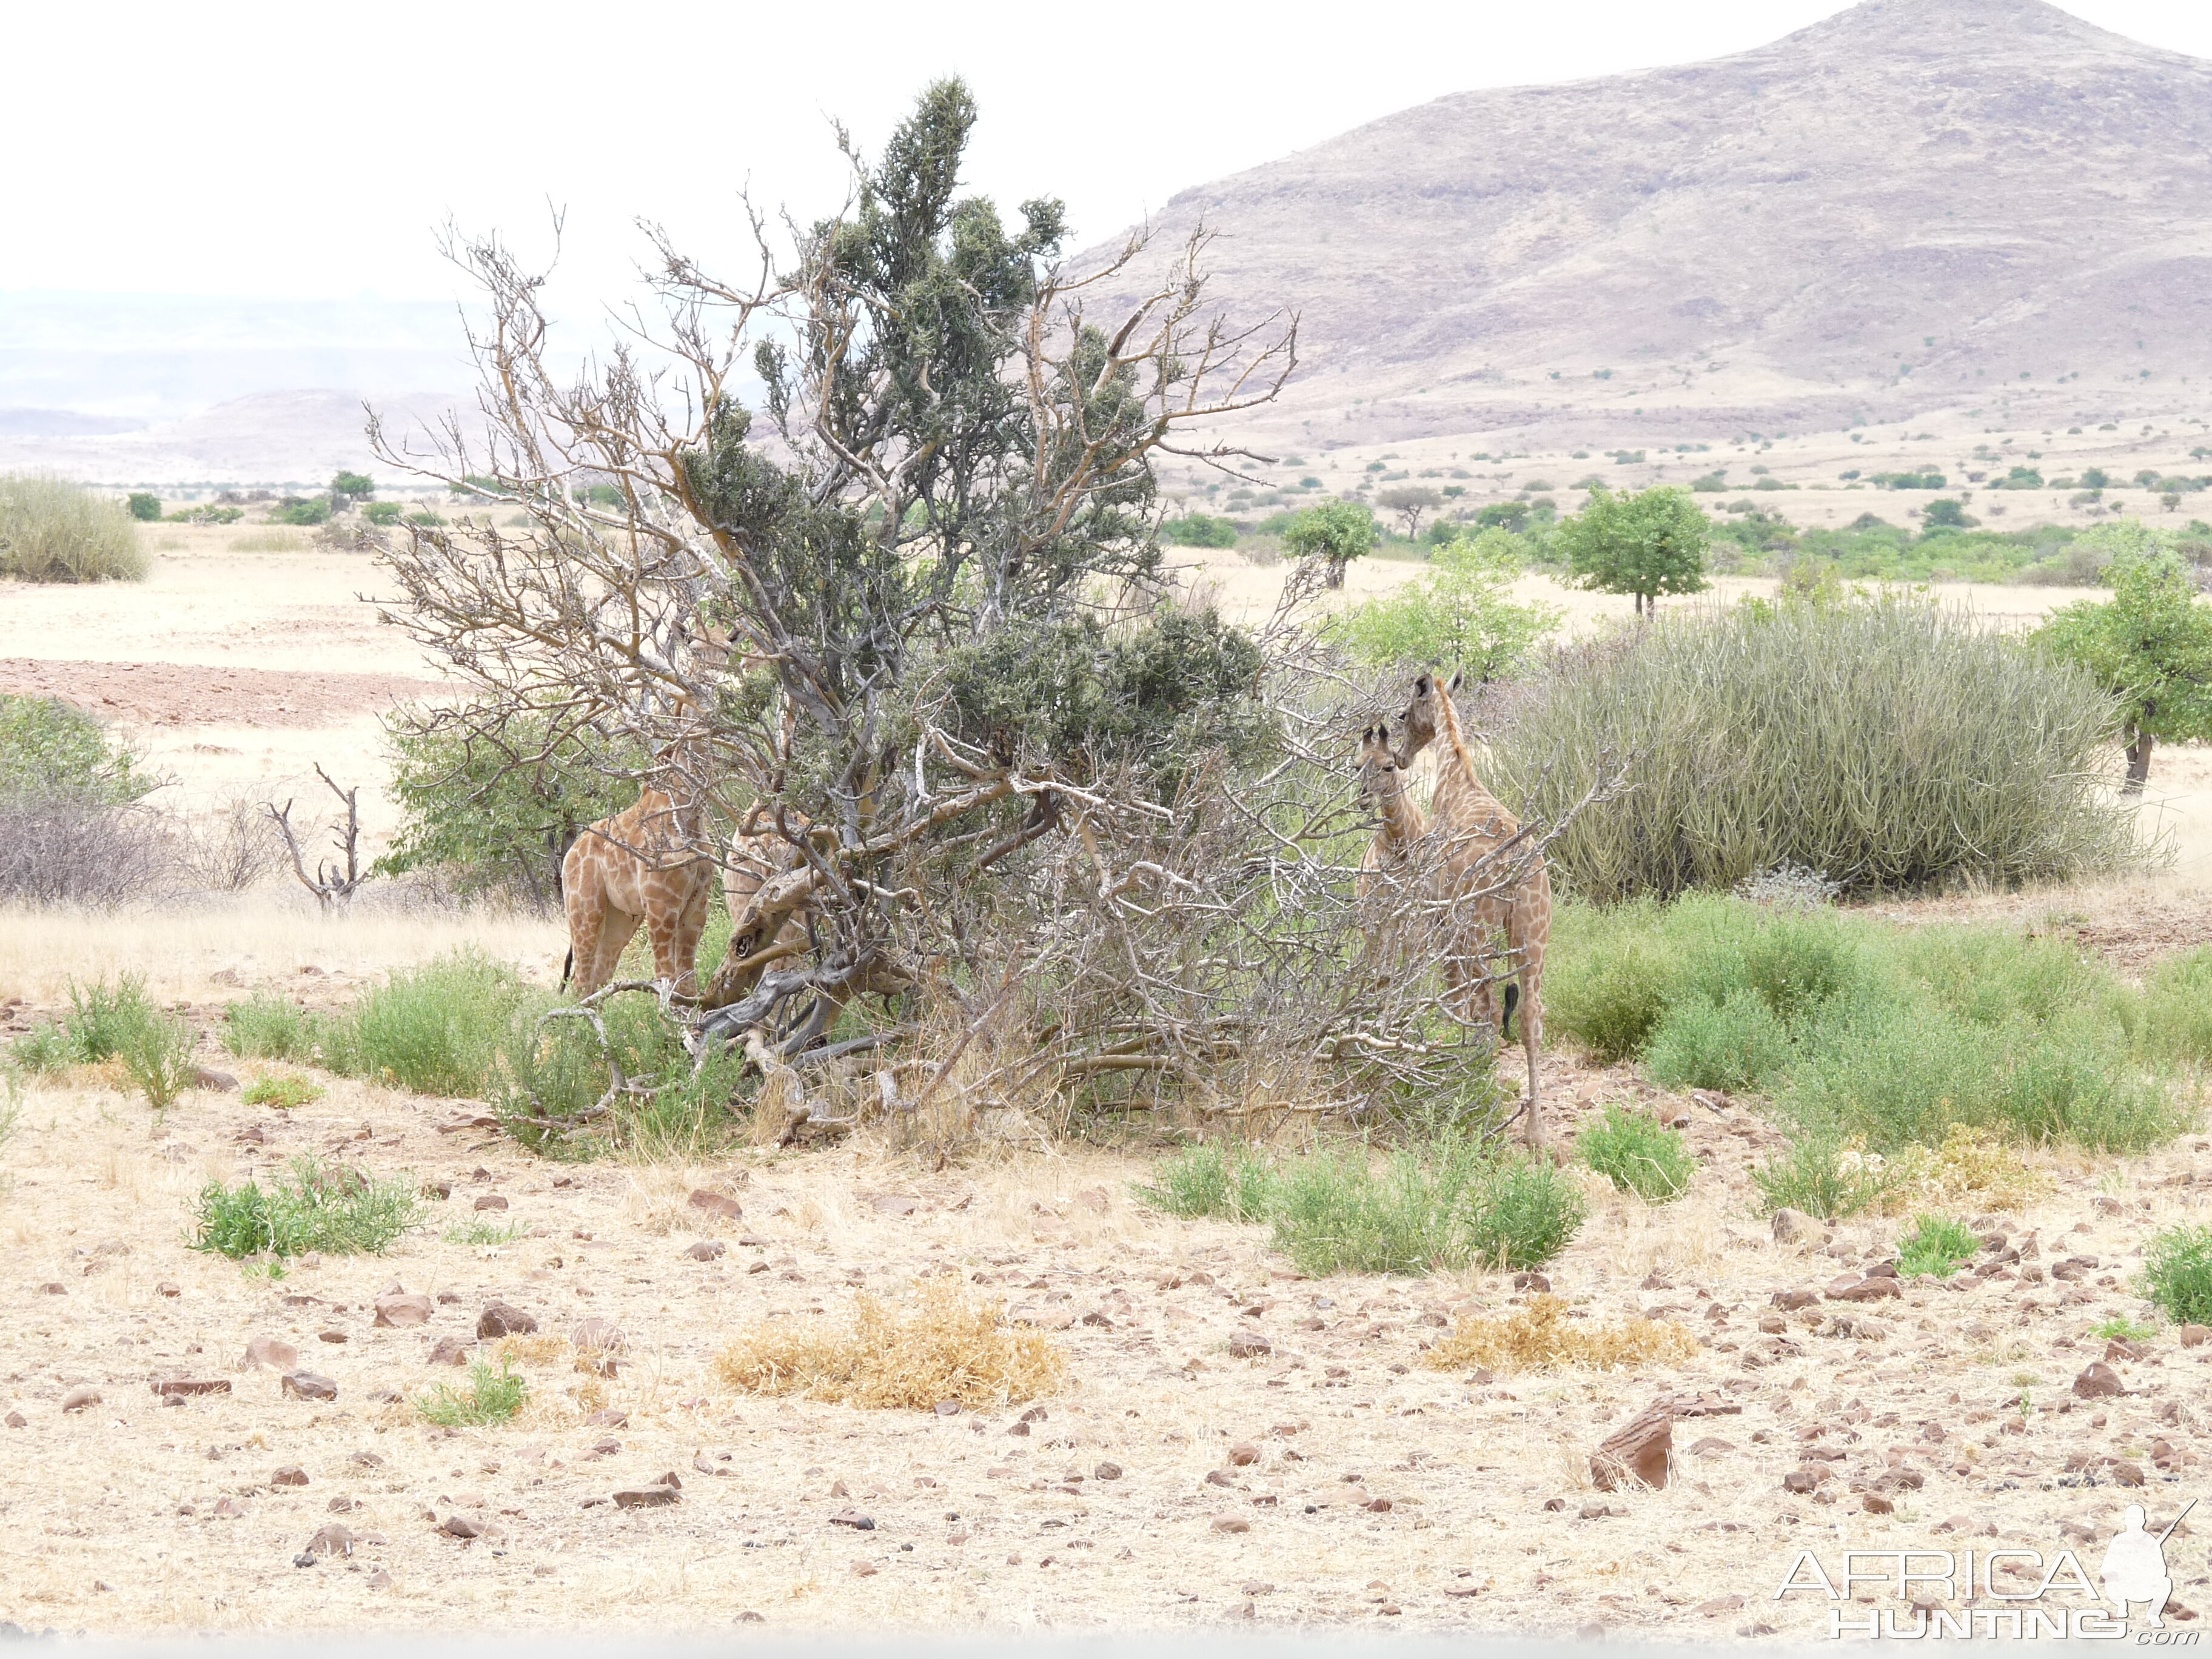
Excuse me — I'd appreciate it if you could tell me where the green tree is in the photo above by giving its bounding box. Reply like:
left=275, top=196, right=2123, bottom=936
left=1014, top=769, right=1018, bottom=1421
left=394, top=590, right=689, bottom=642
left=1160, top=512, right=1237, bottom=548
left=2036, top=550, right=2212, bottom=792
left=125, top=492, right=162, bottom=522
left=330, top=471, right=375, bottom=506
left=1335, top=528, right=1560, bottom=672
left=1921, top=498, right=1978, bottom=532
left=1555, top=486, right=1710, bottom=617
left=0, top=694, right=153, bottom=805
left=361, top=501, right=403, bottom=526
left=1283, top=500, right=1378, bottom=588
left=1374, top=483, right=1443, bottom=540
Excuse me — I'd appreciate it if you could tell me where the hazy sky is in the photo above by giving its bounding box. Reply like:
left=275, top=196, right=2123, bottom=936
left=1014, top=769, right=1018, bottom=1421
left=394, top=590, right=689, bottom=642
left=8, top=0, right=2209, bottom=310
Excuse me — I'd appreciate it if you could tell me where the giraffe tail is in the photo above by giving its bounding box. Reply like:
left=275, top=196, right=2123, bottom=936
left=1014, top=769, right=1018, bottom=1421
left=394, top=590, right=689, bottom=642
left=1501, top=980, right=1521, bottom=1042
left=559, top=947, right=574, bottom=993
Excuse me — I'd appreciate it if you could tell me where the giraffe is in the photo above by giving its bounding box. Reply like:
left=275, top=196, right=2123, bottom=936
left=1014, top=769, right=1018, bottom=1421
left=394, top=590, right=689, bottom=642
left=1393, top=669, right=1553, bottom=1148
left=704, top=805, right=816, bottom=1007
left=1355, top=724, right=1428, bottom=901
left=560, top=780, right=717, bottom=1001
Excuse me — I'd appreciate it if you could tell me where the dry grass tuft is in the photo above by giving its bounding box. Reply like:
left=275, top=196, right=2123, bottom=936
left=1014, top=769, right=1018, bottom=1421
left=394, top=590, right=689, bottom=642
left=495, top=1334, right=571, bottom=1366
left=1426, top=1294, right=1699, bottom=1375
left=712, top=1275, right=1067, bottom=1409
left=1873, top=1124, right=2056, bottom=1215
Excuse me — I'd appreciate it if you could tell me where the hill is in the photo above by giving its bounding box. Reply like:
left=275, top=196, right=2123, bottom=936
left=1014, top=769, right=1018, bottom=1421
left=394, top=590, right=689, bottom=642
left=1101, top=0, right=2212, bottom=448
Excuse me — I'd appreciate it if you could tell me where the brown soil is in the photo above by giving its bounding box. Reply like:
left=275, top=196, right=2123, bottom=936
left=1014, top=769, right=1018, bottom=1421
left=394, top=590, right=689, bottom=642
left=0, top=659, right=443, bottom=731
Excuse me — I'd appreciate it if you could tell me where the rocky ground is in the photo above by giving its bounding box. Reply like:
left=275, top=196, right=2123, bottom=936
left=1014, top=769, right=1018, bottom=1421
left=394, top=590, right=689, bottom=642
left=2, top=1026, right=2207, bottom=1638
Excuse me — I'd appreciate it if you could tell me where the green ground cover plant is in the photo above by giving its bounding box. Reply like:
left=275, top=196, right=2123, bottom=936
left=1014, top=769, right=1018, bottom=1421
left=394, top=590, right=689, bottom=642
left=190, top=1157, right=426, bottom=1259
left=1577, top=1105, right=1695, bottom=1201
left=1896, top=1215, right=1980, bottom=1278
left=2140, top=1225, right=2212, bottom=1326
left=417, top=1358, right=528, bottom=1427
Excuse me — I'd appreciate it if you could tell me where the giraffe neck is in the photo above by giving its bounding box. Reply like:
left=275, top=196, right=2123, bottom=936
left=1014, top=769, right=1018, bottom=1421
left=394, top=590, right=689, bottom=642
left=1431, top=689, right=1512, bottom=825
left=1375, top=781, right=1426, bottom=851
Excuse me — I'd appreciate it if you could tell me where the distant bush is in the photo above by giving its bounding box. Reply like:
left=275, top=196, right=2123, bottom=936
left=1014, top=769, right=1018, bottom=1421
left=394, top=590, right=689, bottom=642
left=0, top=694, right=152, bottom=806
left=272, top=497, right=331, bottom=526
left=361, top=501, right=403, bottom=526
left=0, top=474, right=147, bottom=582
left=1160, top=512, right=1238, bottom=548
left=1577, top=1105, right=1695, bottom=1201
left=126, top=492, right=162, bottom=521
left=1492, top=595, right=2142, bottom=901
left=1333, top=528, right=1558, bottom=672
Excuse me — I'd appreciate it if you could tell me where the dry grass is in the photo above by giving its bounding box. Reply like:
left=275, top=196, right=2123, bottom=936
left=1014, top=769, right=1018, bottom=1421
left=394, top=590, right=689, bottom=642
left=1426, top=1293, right=1700, bottom=1375
left=0, top=897, right=565, bottom=1003
left=712, top=1274, right=1067, bottom=1409
left=1872, top=1124, right=2058, bottom=1216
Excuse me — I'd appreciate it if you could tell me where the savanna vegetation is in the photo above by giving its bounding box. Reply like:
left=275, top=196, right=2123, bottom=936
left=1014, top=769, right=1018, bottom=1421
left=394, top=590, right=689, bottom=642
left=0, top=473, right=147, bottom=583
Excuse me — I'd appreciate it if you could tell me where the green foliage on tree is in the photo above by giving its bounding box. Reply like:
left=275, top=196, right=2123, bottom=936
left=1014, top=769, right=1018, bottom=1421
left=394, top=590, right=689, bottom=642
left=330, top=471, right=375, bottom=504
left=1555, top=486, right=1710, bottom=617
left=0, top=694, right=153, bottom=805
left=375, top=705, right=642, bottom=904
left=361, top=501, right=403, bottom=526
left=2036, top=550, right=2212, bottom=792
left=125, top=492, right=162, bottom=522
left=1921, top=499, right=1979, bottom=531
left=1374, top=483, right=1443, bottom=539
left=1335, top=528, right=1560, bottom=672
left=274, top=496, right=332, bottom=526
left=1282, top=500, right=1377, bottom=588
left=1160, top=512, right=1237, bottom=548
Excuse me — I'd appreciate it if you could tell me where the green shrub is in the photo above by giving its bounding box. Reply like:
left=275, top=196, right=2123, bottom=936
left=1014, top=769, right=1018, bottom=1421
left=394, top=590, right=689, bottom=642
left=1493, top=596, right=2145, bottom=901
left=7, top=1022, right=72, bottom=1074
left=273, top=497, right=331, bottom=526
left=1643, top=990, right=1794, bottom=1094
left=1133, top=1144, right=1278, bottom=1222
left=15, top=974, right=199, bottom=1105
left=361, top=501, right=403, bottom=526
left=190, top=1157, right=425, bottom=1258
left=222, top=993, right=357, bottom=1071
left=1334, top=528, right=1559, bottom=673
left=241, top=1073, right=325, bottom=1110
left=2091, top=1313, right=2156, bottom=1342
left=1544, top=907, right=1681, bottom=1062
left=117, top=1005, right=198, bottom=1110
left=417, top=1358, right=528, bottom=1427
left=1896, top=1214, right=1979, bottom=1278
left=0, top=694, right=153, bottom=805
left=0, top=474, right=149, bottom=582
left=2140, top=1225, right=2212, bottom=1326
left=2142, top=948, right=2212, bottom=1065
left=1751, top=1133, right=1897, bottom=1219
left=126, top=492, right=162, bottom=521
left=1577, top=1105, right=1695, bottom=1201
left=491, top=987, right=728, bottom=1157
left=353, top=951, right=538, bottom=1096
left=1160, top=512, right=1238, bottom=548
left=1461, top=1155, right=1589, bottom=1269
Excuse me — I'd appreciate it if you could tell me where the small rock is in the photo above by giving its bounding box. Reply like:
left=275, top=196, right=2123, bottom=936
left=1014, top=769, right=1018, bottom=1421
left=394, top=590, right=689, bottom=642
left=213, top=1497, right=246, bottom=1518
left=1829, top=1276, right=1903, bottom=1303
left=61, top=1386, right=100, bottom=1413
left=1212, top=1515, right=1251, bottom=1533
left=685, top=1241, right=726, bottom=1261
left=688, top=1189, right=743, bottom=1221
left=830, top=1508, right=876, bottom=1529
left=1094, top=1461, right=1122, bottom=1481
left=36, top=1283, right=64, bottom=1295
left=1771, top=1208, right=1814, bottom=1244
left=368, top=1569, right=393, bottom=1590
left=152, top=1378, right=230, bottom=1399
left=473, top=1194, right=508, bottom=1213
left=2181, top=1325, right=2210, bottom=1349
left=422, top=1181, right=452, bottom=1199
left=2113, top=1461, right=2147, bottom=1487
left=2073, top=1362, right=2126, bottom=1399
left=1513, top=1271, right=1552, bottom=1292
left=477, top=1302, right=538, bottom=1339
left=156, top=1282, right=181, bottom=1298
left=1579, top=1501, right=1618, bottom=1520
left=426, top=1335, right=471, bottom=1367
left=318, top=1330, right=347, bottom=1344
left=612, top=1486, right=680, bottom=1509
left=246, top=1336, right=301, bottom=1369
left=1783, top=1469, right=1820, bottom=1493
left=851, top=1561, right=879, bottom=1577
left=1590, top=1400, right=1673, bottom=1490
left=306, top=1523, right=354, bottom=1557
left=586, top=1408, right=628, bottom=1428
left=1227, top=1330, right=1272, bottom=1359
left=4, top=1412, right=24, bottom=1429
left=1863, top=1492, right=1894, bottom=1515
left=870, top=1194, right=921, bottom=1216
left=1770, top=1289, right=1820, bottom=1311
left=272, top=1466, right=309, bottom=1487
left=570, top=1318, right=625, bottom=1353
left=1697, top=1595, right=1747, bottom=1616
left=933, top=1399, right=962, bottom=1417
left=1228, top=1443, right=1260, bottom=1466
left=442, top=1515, right=484, bottom=1538
left=192, top=1067, right=241, bottom=1091
left=282, top=1372, right=338, bottom=1401
left=373, top=1294, right=431, bottom=1329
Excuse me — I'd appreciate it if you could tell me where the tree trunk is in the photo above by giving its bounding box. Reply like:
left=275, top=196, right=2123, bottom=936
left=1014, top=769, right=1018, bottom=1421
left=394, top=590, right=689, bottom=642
left=2123, top=725, right=2154, bottom=795
left=1325, top=557, right=1347, bottom=590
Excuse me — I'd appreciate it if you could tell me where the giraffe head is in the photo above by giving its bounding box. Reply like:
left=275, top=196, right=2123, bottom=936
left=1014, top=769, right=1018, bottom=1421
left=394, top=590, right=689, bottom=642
left=1393, top=669, right=1464, bottom=765
left=1356, top=724, right=1409, bottom=811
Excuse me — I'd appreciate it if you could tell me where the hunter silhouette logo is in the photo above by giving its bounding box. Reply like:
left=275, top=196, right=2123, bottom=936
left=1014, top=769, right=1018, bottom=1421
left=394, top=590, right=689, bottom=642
left=2103, top=1501, right=2191, bottom=1631
left=1775, top=1498, right=2200, bottom=1640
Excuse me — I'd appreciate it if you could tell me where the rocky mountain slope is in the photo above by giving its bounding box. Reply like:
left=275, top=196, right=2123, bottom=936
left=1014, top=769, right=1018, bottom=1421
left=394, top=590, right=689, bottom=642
left=1102, top=0, right=2212, bottom=447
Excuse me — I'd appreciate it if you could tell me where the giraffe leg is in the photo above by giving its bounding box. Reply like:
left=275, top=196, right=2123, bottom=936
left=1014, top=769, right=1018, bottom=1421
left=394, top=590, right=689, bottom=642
left=654, top=880, right=709, bottom=999
left=1519, top=968, right=1545, bottom=1150
left=592, top=907, right=641, bottom=997
left=564, top=879, right=605, bottom=1001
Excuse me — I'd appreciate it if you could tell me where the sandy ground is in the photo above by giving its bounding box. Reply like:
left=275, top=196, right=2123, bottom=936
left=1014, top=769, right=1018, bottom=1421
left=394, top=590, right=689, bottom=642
left=2, top=1038, right=2208, bottom=1638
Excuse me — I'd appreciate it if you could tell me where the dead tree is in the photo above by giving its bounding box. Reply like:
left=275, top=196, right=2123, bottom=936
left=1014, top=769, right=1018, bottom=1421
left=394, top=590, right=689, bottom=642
left=265, top=764, right=369, bottom=912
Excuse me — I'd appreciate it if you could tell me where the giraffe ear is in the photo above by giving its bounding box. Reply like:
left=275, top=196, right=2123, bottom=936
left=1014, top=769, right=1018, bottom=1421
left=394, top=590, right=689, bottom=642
left=1447, top=671, right=1465, bottom=694
left=1413, top=674, right=1430, bottom=697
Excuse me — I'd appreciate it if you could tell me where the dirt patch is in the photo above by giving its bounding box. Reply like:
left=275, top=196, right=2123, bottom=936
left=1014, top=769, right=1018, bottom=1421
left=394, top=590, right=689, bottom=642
left=0, top=659, right=443, bottom=731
